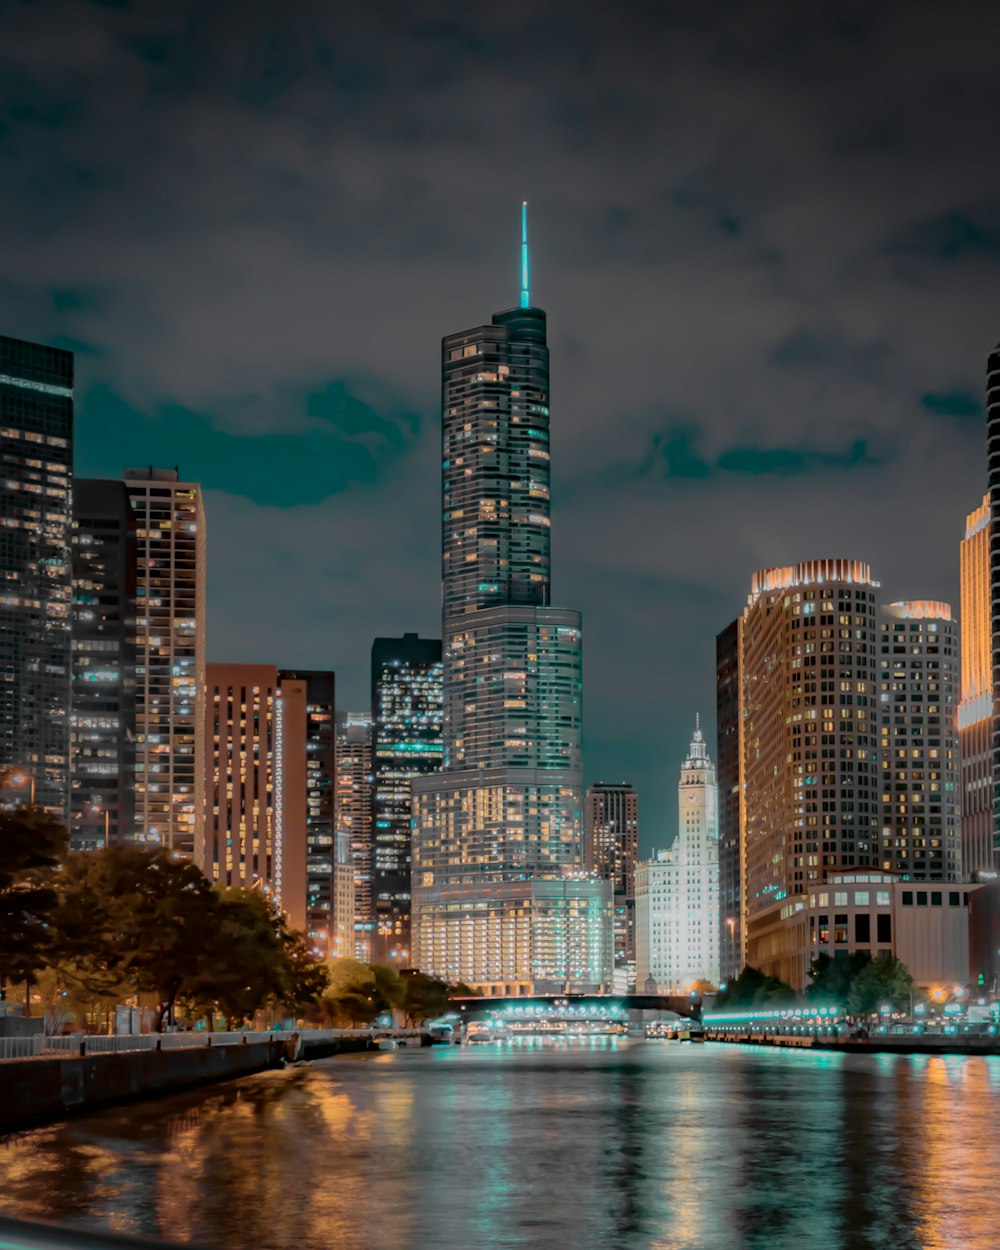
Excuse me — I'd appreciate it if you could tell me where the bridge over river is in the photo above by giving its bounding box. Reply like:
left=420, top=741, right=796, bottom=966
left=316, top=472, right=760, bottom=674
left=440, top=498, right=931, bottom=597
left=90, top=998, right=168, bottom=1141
left=451, top=992, right=702, bottom=1021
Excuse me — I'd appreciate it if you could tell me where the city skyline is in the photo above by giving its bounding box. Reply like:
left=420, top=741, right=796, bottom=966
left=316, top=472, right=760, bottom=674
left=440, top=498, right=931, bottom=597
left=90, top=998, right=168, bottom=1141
left=2, top=2, right=996, bottom=845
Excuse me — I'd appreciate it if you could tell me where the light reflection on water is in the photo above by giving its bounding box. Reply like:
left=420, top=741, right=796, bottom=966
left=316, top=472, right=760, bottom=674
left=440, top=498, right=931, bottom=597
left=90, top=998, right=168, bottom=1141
left=1, top=1040, right=998, bottom=1250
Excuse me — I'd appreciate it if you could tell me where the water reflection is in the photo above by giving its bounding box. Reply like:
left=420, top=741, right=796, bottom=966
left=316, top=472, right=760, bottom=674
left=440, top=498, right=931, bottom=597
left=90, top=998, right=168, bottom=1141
left=1, top=1043, right=999, bottom=1250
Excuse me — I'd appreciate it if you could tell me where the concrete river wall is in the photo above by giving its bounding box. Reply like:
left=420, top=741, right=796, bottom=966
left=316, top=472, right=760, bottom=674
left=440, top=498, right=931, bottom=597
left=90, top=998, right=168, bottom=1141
left=0, top=1041, right=287, bottom=1133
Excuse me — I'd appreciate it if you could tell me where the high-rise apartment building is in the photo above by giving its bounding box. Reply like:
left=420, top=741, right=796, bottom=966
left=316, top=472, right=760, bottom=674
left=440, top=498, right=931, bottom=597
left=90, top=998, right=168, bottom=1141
left=990, top=340, right=1000, bottom=868
left=412, top=213, right=612, bottom=993
left=635, top=721, right=719, bottom=992
left=278, top=670, right=337, bottom=953
left=585, top=782, right=639, bottom=986
left=371, top=634, right=443, bottom=964
left=335, top=711, right=374, bottom=961
left=203, top=664, right=337, bottom=946
left=0, top=336, right=73, bottom=816
left=204, top=663, right=279, bottom=897
left=716, top=618, right=744, bottom=982
left=124, top=468, right=206, bottom=856
left=879, top=602, right=960, bottom=881
left=70, top=480, right=137, bottom=850
left=960, top=495, right=994, bottom=877
left=739, top=560, right=881, bottom=988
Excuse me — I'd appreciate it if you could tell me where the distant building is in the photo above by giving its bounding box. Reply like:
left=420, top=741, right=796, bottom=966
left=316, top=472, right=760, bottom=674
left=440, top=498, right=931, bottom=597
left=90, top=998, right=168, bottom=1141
left=585, top=782, right=638, bottom=986
left=739, top=561, right=882, bottom=989
left=879, top=602, right=960, bottom=881
left=124, top=468, right=206, bottom=857
left=0, top=336, right=74, bottom=816
left=371, top=634, right=442, bottom=964
left=716, top=618, right=743, bottom=982
left=635, top=721, right=719, bottom=992
left=203, top=664, right=337, bottom=948
left=70, top=479, right=137, bottom=849
left=335, top=711, right=374, bottom=961
left=959, top=495, right=994, bottom=877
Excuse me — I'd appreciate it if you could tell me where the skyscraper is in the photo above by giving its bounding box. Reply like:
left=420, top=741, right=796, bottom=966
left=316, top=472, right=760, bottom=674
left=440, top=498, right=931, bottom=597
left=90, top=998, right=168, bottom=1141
left=203, top=664, right=336, bottom=946
left=278, top=670, right=337, bottom=953
left=635, top=720, right=719, bottom=992
left=716, top=618, right=744, bottom=982
left=204, top=663, right=279, bottom=896
left=739, top=560, right=881, bottom=987
left=0, top=336, right=73, bottom=816
left=70, top=479, right=137, bottom=850
left=370, top=634, right=443, bottom=964
left=960, top=495, right=994, bottom=877
left=879, top=601, right=960, bottom=881
left=585, top=782, right=639, bottom=986
left=124, top=468, right=206, bottom=857
left=990, top=339, right=1000, bottom=869
left=335, top=711, right=374, bottom=961
left=412, top=209, right=611, bottom=994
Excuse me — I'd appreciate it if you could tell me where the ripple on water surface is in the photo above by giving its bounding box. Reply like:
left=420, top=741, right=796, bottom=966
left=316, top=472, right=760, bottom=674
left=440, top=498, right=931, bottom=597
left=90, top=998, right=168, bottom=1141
left=1, top=1041, right=998, bottom=1250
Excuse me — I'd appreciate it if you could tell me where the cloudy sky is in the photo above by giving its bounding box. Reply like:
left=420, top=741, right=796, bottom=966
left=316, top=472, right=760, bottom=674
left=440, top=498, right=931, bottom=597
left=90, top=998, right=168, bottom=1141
left=3, top=0, right=999, bottom=847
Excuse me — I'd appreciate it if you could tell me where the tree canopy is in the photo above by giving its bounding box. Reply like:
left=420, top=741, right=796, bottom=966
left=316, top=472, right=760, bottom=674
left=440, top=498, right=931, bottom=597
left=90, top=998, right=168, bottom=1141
left=715, top=965, right=796, bottom=1008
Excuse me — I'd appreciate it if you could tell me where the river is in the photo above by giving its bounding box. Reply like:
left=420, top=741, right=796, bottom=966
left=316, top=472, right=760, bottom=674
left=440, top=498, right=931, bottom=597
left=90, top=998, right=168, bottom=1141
left=0, top=1040, right=998, bottom=1250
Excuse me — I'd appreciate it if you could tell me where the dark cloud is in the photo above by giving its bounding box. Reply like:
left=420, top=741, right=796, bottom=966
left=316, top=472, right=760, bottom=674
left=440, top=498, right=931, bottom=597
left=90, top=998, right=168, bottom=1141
left=0, top=0, right=997, bottom=845
left=76, top=377, right=422, bottom=507
left=920, top=388, right=982, bottom=419
left=644, top=426, right=889, bottom=480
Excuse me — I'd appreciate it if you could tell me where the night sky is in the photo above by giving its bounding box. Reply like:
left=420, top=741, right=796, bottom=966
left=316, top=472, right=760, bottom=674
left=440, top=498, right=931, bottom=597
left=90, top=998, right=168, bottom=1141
left=2, top=1, right=999, bottom=850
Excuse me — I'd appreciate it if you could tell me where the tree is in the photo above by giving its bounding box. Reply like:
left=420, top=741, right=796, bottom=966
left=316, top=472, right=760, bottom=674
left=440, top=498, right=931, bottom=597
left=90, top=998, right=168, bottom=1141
left=806, top=951, right=873, bottom=1006
left=847, top=957, right=920, bottom=1017
left=321, top=958, right=383, bottom=1027
left=53, top=845, right=220, bottom=1031
left=715, top=965, right=796, bottom=1008
left=0, top=804, right=68, bottom=994
left=397, top=971, right=450, bottom=1027
left=280, top=930, right=330, bottom=1020
left=190, top=889, right=288, bottom=1029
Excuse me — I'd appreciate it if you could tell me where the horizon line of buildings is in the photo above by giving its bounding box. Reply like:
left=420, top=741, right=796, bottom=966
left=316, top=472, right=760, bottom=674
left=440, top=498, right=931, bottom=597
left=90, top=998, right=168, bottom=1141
left=4, top=266, right=1000, bottom=998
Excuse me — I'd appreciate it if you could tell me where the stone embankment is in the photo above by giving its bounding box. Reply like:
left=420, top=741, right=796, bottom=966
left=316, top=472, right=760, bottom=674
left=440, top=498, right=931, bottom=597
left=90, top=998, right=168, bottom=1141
left=704, top=1031, right=1000, bottom=1056
left=0, top=1040, right=287, bottom=1133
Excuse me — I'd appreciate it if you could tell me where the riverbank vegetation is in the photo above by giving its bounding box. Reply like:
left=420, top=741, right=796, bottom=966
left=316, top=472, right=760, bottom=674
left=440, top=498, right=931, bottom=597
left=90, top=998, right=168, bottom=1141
left=0, top=802, right=469, bottom=1033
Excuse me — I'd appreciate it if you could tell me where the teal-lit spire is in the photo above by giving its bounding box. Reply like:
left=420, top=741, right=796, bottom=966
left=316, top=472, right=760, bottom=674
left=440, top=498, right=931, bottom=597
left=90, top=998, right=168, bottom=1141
left=520, top=200, right=530, bottom=308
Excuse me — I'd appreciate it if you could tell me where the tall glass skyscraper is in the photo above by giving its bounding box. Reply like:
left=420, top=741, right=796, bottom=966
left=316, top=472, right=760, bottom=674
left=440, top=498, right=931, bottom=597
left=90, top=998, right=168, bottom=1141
left=412, top=211, right=611, bottom=994
left=70, top=479, right=137, bottom=849
left=0, top=336, right=74, bottom=816
left=371, top=633, right=442, bottom=965
left=124, top=468, right=206, bottom=857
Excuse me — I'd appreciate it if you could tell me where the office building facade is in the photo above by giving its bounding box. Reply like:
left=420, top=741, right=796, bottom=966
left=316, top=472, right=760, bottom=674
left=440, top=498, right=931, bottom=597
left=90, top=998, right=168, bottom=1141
left=412, top=226, right=611, bottom=994
left=739, top=560, right=882, bottom=988
left=278, top=670, right=337, bottom=953
left=960, top=495, right=994, bottom=877
left=878, top=601, right=960, bottom=881
left=124, top=468, right=206, bottom=857
left=716, top=618, right=743, bottom=982
left=634, top=721, right=719, bottom=993
left=990, top=340, right=1000, bottom=868
left=203, top=664, right=336, bottom=946
left=0, top=336, right=73, bottom=815
left=70, top=479, right=137, bottom=849
left=585, top=781, right=639, bottom=985
left=335, top=711, right=374, bottom=960
left=371, top=634, right=443, bottom=964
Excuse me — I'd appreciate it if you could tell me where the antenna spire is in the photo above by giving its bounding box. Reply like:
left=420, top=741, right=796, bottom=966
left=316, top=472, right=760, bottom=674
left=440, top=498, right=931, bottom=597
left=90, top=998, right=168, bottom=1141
left=520, top=201, right=530, bottom=309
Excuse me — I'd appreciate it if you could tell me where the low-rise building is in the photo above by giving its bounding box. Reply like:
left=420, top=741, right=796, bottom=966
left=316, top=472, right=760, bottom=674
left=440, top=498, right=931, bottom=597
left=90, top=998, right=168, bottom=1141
left=755, top=870, right=980, bottom=990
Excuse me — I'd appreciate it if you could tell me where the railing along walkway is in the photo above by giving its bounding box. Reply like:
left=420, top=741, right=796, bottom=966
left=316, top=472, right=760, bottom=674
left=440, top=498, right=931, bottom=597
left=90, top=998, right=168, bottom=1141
left=0, top=1026, right=424, bottom=1061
